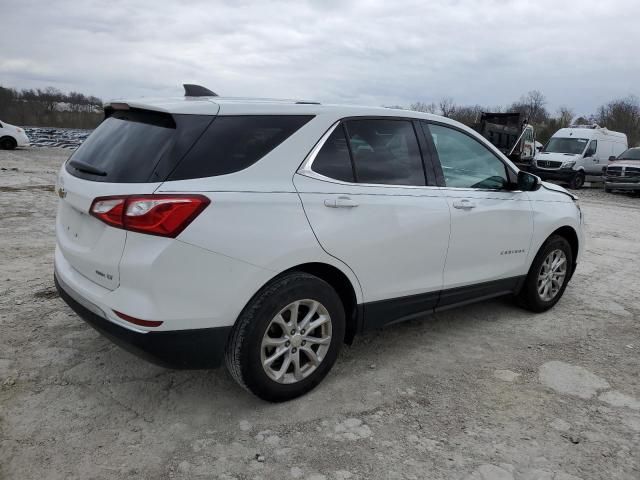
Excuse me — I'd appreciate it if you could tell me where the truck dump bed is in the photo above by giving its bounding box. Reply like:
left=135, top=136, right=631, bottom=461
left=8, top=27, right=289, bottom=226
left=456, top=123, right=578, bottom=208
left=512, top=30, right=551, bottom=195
left=475, top=112, right=535, bottom=168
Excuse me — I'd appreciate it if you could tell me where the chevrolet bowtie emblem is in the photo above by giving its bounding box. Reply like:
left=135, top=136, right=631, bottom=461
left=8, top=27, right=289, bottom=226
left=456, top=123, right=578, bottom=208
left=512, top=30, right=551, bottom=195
left=57, top=187, right=67, bottom=199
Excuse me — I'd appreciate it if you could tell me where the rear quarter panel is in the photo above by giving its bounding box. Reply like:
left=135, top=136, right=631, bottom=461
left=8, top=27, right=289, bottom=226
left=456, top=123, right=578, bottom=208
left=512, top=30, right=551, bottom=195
left=174, top=191, right=364, bottom=302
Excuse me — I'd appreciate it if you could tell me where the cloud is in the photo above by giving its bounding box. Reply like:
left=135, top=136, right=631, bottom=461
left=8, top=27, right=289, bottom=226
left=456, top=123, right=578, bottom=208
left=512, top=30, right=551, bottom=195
left=2, top=0, right=638, bottom=115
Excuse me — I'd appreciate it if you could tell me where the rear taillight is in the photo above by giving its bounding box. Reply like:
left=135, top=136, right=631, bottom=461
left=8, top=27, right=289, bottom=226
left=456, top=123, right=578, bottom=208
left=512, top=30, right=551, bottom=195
left=90, top=194, right=210, bottom=237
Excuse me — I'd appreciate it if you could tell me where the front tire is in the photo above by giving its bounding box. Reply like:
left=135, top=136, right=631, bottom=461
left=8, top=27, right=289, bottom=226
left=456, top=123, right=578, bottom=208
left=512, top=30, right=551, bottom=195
left=0, top=137, right=17, bottom=150
left=225, top=272, right=345, bottom=402
left=568, top=171, right=585, bottom=189
left=517, top=235, right=573, bottom=312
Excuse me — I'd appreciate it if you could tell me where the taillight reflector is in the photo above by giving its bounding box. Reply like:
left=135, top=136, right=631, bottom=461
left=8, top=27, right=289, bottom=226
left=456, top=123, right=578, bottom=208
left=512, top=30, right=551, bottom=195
left=113, top=310, right=163, bottom=328
left=90, top=194, right=210, bottom=237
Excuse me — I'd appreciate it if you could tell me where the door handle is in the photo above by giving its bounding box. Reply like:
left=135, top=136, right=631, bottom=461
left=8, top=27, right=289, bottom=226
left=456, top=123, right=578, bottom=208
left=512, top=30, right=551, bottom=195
left=452, top=199, right=476, bottom=210
left=324, top=196, right=359, bottom=208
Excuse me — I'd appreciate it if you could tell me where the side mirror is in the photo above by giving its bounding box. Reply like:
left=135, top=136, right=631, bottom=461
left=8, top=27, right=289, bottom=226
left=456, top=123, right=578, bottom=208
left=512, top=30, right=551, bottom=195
left=584, top=150, right=593, bottom=158
left=608, top=156, right=616, bottom=161
left=517, top=170, right=541, bottom=191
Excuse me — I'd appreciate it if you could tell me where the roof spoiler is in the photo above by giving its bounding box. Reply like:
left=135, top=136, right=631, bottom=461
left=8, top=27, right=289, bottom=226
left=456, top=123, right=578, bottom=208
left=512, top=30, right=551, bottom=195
left=183, top=84, right=218, bottom=97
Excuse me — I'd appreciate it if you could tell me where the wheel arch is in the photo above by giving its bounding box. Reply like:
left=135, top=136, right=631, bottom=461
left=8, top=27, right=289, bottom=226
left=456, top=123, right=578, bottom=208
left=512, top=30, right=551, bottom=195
left=269, top=262, right=361, bottom=344
left=549, top=225, right=579, bottom=278
left=282, top=262, right=360, bottom=344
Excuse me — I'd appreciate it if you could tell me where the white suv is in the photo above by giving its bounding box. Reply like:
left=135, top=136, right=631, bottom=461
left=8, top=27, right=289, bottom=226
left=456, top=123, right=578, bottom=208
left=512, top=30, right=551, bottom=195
left=54, top=86, right=583, bottom=401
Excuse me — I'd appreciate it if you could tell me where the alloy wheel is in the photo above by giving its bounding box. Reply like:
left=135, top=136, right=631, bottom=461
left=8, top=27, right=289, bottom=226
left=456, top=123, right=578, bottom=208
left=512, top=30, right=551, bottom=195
left=537, top=249, right=567, bottom=301
left=260, top=299, right=332, bottom=384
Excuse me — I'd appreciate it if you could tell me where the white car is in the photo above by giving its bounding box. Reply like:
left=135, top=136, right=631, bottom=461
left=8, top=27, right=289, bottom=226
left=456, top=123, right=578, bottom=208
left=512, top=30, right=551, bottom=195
left=54, top=85, right=584, bottom=401
left=0, top=120, right=30, bottom=149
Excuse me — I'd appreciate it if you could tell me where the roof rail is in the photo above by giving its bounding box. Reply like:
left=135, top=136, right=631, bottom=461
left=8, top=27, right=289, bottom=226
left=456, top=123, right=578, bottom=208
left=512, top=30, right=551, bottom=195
left=183, top=84, right=218, bottom=97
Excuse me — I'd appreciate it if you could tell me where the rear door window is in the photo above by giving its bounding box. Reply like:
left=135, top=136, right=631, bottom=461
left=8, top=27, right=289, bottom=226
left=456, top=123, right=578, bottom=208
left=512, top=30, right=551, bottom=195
left=344, top=119, right=426, bottom=186
left=168, top=115, right=313, bottom=180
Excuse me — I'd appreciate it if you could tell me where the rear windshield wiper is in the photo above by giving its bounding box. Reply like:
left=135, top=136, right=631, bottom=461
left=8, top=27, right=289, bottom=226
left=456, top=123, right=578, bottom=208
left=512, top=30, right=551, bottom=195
left=69, top=159, right=108, bottom=177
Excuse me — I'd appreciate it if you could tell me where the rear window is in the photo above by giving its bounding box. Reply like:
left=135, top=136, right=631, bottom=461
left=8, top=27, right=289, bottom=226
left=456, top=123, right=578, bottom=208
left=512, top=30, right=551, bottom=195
left=66, top=110, right=212, bottom=183
left=66, top=111, right=312, bottom=183
left=168, top=115, right=313, bottom=180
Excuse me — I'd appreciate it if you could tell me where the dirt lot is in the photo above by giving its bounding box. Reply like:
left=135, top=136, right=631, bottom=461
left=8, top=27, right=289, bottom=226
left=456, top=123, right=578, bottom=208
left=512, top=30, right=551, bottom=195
left=1, top=147, right=639, bottom=480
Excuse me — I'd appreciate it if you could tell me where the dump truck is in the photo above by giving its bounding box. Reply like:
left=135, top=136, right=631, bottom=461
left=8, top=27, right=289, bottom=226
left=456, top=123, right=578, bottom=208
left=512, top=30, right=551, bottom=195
left=475, top=112, right=536, bottom=170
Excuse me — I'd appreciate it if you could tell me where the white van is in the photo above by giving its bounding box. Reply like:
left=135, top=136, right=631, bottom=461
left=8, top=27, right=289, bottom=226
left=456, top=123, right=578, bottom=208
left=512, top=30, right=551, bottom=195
left=531, top=125, right=628, bottom=189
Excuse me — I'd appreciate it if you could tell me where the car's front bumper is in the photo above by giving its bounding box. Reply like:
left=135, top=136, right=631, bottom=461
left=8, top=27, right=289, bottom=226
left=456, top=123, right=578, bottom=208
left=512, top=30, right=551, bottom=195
left=55, top=271, right=232, bottom=369
left=16, top=133, right=30, bottom=147
left=604, top=179, right=640, bottom=190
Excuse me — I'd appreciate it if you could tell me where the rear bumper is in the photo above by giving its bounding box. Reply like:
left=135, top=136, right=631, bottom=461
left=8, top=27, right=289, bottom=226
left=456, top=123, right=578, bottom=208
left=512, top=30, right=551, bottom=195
left=55, top=272, right=231, bottom=369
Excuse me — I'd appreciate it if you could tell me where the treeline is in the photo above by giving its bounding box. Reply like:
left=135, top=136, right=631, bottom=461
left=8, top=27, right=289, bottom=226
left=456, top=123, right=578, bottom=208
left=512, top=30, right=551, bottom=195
left=400, top=91, right=640, bottom=147
left=0, top=86, right=103, bottom=129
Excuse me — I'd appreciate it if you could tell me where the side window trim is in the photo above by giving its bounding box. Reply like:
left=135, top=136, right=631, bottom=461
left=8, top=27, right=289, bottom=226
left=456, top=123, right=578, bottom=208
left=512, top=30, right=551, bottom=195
left=423, top=120, right=518, bottom=190
left=418, top=121, right=445, bottom=187
left=340, top=122, right=359, bottom=183
left=302, top=116, right=436, bottom=188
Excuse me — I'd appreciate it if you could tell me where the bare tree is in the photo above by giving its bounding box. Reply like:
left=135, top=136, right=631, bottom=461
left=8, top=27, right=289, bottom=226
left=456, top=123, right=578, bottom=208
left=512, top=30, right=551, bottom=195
left=0, top=85, right=103, bottom=128
left=510, top=90, right=548, bottom=125
left=450, top=105, right=484, bottom=127
left=409, top=101, right=437, bottom=114
left=594, top=96, right=640, bottom=146
left=439, top=97, right=456, bottom=117
left=557, top=106, right=574, bottom=128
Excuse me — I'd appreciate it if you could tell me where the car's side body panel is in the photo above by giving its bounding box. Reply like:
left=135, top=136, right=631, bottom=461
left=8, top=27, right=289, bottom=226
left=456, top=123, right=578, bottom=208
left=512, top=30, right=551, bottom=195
left=438, top=188, right=534, bottom=289
left=293, top=173, right=451, bottom=304
left=526, top=184, right=584, bottom=267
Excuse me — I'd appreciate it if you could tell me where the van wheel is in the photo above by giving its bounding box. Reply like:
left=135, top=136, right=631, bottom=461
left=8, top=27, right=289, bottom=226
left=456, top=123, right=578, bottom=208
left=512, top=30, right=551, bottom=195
left=225, top=272, right=345, bottom=402
left=604, top=187, right=612, bottom=193
left=517, top=235, right=573, bottom=313
left=568, top=171, right=584, bottom=189
left=0, top=137, right=17, bottom=150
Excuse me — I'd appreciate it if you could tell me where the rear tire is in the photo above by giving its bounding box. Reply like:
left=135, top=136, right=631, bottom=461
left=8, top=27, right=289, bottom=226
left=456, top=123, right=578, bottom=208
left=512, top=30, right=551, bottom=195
left=225, top=272, right=345, bottom=402
left=568, top=171, right=585, bottom=190
left=517, top=235, right=573, bottom=313
left=0, top=137, right=17, bottom=150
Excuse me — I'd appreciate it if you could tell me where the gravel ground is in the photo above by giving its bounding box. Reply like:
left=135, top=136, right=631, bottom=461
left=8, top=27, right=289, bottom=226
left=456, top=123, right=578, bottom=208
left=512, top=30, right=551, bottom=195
left=1, top=147, right=639, bottom=480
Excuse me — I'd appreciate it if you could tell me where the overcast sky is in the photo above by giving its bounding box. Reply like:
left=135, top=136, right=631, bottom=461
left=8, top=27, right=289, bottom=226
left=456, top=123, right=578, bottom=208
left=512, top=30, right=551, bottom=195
left=2, top=0, right=637, bottom=115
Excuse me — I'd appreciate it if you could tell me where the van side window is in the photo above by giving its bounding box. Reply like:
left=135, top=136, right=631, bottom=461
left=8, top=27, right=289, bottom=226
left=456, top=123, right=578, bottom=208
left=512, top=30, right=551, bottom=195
left=585, top=140, right=597, bottom=157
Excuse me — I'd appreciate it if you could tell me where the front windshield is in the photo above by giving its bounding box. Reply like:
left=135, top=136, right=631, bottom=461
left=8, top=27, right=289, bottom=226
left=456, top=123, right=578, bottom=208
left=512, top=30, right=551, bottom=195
left=618, top=148, right=640, bottom=160
left=543, top=137, right=589, bottom=155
